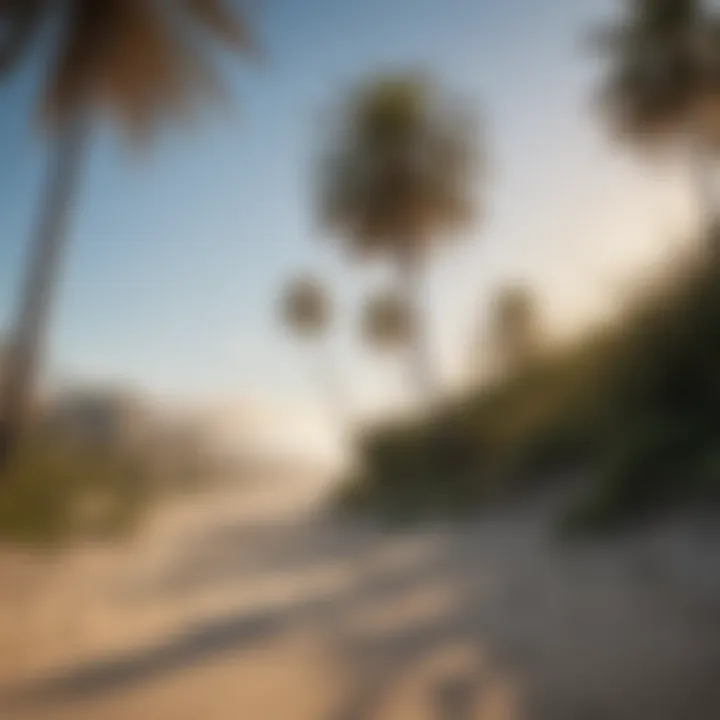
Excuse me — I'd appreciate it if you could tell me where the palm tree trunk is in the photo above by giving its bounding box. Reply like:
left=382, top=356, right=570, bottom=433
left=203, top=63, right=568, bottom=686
left=313, top=341, right=352, bottom=461
left=399, top=253, right=436, bottom=400
left=314, top=340, right=346, bottom=428
left=0, top=116, right=88, bottom=468
left=690, top=127, right=720, bottom=250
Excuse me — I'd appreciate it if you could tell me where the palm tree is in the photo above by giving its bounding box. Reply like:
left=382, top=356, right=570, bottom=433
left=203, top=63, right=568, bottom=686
left=0, top=0, right=252, bottom=462
left=319, top=73, right=480, bottom=396
left=280, top=275, right=343, bottom=420
left=0, top=1, right=45, bottom=72
left=281, top=276, right=331, bottom=340
left=361, top=290, right=413, bottom=353
left=596, top=0, right=720, bottom=239
left=490, top=284, right=541, bottom=376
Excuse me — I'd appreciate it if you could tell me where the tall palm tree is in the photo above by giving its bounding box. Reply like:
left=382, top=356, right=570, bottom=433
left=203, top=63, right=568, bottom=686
left=280, top=275, right=343, bottom=420
left=490, top=284, right=541, bottom=376
left=319, top=73, right=480, bottom=396
left=361, top=290, right=413, bottom=353
left=281, top=276, right=331, bottom=340
left=0, top=0, right=252, bottom=461
left=596, top=0, right=720, bottom=238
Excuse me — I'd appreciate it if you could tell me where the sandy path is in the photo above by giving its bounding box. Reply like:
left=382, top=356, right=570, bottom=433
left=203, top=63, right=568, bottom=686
left=0, top=469, right=719, bottom=720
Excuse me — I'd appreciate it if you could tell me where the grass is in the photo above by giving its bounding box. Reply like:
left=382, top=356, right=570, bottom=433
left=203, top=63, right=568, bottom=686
left=341, top=241, right=720, bottom=531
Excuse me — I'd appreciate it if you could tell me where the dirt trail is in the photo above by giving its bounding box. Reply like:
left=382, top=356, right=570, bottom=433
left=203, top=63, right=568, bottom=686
left=1, top=470, right=719, bottom=719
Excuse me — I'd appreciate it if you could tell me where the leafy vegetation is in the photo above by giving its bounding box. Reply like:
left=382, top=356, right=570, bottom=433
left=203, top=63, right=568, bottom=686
left=340, top=244, right=720, bottom=531
left=0, top=429, right=218, bottom=546
left=319, top=74, right=481, bottom=393
left=596, top=0, right=720, bottom=233
left=0, top=437, right=152, bottom=546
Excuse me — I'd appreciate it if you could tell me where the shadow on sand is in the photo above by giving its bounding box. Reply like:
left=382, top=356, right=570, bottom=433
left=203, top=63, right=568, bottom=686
left=3, top=500, right=720, bottom=719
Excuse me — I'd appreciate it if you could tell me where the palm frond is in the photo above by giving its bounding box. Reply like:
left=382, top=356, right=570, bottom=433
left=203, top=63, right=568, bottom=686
left=320, top=73, right=480, bottom=262
left=281, top=277, right=331, bottom=338
left=38, top=0, right=251, bottom=137
left=0, top=0, right=48, bottom=74
left=362, top=290, right=413, bottom=350
left=184, top=0, right=254, bottom=51
left=594, top=0, right=720, bottom=144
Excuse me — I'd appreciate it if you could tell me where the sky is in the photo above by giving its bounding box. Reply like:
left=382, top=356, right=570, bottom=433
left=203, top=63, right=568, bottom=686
left=0, top=0, right=699, bottom=426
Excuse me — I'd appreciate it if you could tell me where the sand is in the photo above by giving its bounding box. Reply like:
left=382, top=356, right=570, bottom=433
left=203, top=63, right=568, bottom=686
left=0, top=469, right=718, bottom=719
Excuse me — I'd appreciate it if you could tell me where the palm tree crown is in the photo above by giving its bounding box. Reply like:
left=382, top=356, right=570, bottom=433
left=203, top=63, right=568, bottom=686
left=598, top=0, right=720, bottom=144
left=281, top=277, right=331, bottom=339
left=1, top=0, right=252, bottom=136
left=361, top=290, right=413, bottom=351
left=320, top=73, right=478, bottom=263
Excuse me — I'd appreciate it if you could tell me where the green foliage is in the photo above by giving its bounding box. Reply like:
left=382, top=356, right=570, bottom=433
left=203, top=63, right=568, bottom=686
left=320, top=73, right=479, bottom=261
left=0, top=0, right=253, bottom=137
left=344, top=245, right=720, bottom=531
left=0, top=430, right=219, bottom=547
left=361, top=290, right=413, bottom=351
left=596, top=0, right=720, bottom=144
left=281, top=276, right=331, bottom=339
left=0, top=437, right=155, bottom=546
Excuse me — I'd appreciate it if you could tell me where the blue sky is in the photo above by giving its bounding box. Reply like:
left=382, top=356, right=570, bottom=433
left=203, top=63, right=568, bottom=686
left=0, top=0, right=695, bottom=414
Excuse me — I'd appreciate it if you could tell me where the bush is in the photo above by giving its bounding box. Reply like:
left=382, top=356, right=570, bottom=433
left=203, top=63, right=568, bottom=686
left=345, top=244, right=720, bottom=530
left=0, top=437, right=155, bottom=546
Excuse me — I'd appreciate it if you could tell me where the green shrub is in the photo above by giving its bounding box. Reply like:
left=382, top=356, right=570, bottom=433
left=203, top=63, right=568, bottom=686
left=0, top=438, right=154, bottom=546
left=346, top=245, right=720, bottom=530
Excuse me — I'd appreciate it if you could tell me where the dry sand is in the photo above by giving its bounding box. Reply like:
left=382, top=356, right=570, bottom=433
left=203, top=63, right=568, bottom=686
left=0, top=469, right=718, bottom=719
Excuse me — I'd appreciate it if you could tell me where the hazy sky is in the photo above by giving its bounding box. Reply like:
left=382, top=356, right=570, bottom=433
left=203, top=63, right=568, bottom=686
left=0, top=0, right=697, bottom=417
